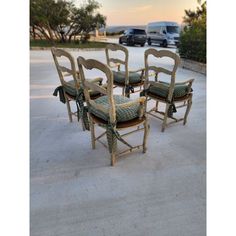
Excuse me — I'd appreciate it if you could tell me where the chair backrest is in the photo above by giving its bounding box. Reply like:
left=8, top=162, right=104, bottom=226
left=144, top=48, right=180, bottom=99
left=51, top=47, right=80, bottom=91
left=105, top=44, right=129, bottom=83
left=77, top=56, right=116, bottom=124
left=105, top=44, right=129, bottom=69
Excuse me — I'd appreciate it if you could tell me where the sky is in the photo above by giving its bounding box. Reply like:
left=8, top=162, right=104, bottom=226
left=94, top=0, right=199, bottom=26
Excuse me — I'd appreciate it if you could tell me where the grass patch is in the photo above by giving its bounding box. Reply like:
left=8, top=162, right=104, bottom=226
left=30, top=39, right=109, bottom=49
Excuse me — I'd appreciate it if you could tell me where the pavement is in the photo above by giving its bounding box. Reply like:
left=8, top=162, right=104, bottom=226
left=30, top=41, right=206, bottom=236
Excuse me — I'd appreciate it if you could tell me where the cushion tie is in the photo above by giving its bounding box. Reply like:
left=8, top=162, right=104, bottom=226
left=75, top=88, right=90, bottom=130
left=125, top=85, right=134, bottom=97
left=106, top=122, right=133, bottom=153
left=140, top=87, right=177, bottom=117
left=53, top=86, right=66, bottom=104
left=167, top=101, right=177, bottom=118
left=140, top=87, right=149, bottom=97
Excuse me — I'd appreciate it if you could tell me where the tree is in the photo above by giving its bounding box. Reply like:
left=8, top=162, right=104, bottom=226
left=179, top=1, right=206, bottom=63
left=30, top=0, right=106, bottom=43
left=30, top=0, right=73, bottom=43
left=66, top=0, right=106, bottom=43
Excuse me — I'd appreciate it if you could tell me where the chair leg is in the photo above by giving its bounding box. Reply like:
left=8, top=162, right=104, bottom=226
left=89, top=116, right=96, bottom=149
left=122, top=87, right=125, bottom=96
left=183, top=98, right=192, bottom=125
left=111, top=153, right=116, bottom=166
left=106, top=128, right=117, bottom=166
left=162, top=103, right=170, bottom=132
left=65, top=97, right=73, bottom=122
left=155, top=101, right=159, bottom=112
left=143, top=119, right=149, bottom=153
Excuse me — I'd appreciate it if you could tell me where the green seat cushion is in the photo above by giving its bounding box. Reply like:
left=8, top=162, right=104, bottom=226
left=63, top=80, right=101, bottom=98
left=88, top=95, right=140, bottom=122
left=148, top=81, right=189, bottom=99
left=112, top=71, right=142, bottom=85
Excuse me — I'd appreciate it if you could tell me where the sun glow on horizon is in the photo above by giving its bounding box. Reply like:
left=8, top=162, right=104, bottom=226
left=96, top=0, right=199, bottom=26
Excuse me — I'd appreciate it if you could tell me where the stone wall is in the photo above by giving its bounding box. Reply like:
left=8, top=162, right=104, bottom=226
left=180, top=58, right=206, bottom=75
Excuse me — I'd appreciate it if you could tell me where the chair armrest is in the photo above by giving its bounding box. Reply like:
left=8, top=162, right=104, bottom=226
left=175, top=79, right=194, bottom=93
left=129, top=68, right=145, bottom=73
left=108, top=63, right=121, bottom=71
left=90, top=77, right=103, bottom=84
left=129, top=68, right=145, bottom=80
left=88, top=83, right=107, bottom=94
left=175, top=79, right=194, bottom=85
left=149, top=81, right=168, bottom=89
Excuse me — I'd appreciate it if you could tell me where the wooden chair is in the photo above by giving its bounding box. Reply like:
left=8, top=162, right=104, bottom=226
left=105, top=44, right=145, bottom=97
left=143, top=48, right=194, bottom=132
left=51, top=47, right=103, bottom=130
left=77, top=56, right=149, bottom=166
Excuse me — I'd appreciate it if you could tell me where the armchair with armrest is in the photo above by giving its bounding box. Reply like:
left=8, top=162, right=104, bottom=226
left=77, top=56, right=149, bottom=166
left=105, top=44, right=145, bottom=97
left=143, top=48, right=194, bottom=132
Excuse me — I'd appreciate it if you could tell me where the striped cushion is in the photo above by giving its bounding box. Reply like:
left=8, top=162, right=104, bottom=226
left=63, top=80, right=101, bottom=98
left=88, top=95, right=140, bottom=122
left=112, top=71, right=142, bottom=84
left=148, top=81, right=189, bottom=99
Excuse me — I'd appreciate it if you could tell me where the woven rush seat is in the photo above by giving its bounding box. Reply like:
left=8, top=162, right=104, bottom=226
left=88, top=95, right=141, bottom=122
left=112, top=71, right=142, bottom=85
left=63, top=80, right=101, bottom=98
left=148, top=81, right=190, bottom=99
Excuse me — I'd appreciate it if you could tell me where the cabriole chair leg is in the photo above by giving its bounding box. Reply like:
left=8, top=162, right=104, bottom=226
left=65, top=97, right=73, bottom=122
left=111, top=153, right=116, bottom=166
left=89, top=116, right=96, bottom=149
left=162, top=104, right=170, bottom=132
left=143, top=119, right=149, bottom=153
left=183, top=98, right=192, bottom=125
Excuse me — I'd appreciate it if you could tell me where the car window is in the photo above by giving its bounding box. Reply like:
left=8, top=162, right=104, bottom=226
left=156, top=26, right=162, bottom=33
left=147, top=25, right=157, bottom=34
left=166, top=26, right=179, bottom=34
left=161, top=27, right=166, bottom=33
left=134, top=29, right=146, bottom=35
left=148, top=26, right=161, bottom=34
left=127, top=29, right=134, bottom=34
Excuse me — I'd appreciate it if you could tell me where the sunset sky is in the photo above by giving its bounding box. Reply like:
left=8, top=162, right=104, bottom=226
left=95, top=0, right=199, bottom=25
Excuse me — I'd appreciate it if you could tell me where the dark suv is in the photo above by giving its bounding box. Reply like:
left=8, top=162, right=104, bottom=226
left=119, top=29, right=147, bottom=47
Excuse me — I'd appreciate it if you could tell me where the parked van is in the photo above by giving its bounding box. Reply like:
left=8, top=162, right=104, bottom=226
left=146, top=21, right=180, bottom=47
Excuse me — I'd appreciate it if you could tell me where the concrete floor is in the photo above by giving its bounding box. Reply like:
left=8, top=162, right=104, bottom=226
left=30, top=43, right=206, bottom=236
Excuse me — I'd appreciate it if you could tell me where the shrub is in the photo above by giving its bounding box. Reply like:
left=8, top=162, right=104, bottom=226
left=179, top=1, right=206, bottom=63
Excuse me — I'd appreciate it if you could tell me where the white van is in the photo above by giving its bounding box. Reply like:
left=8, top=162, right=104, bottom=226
left=146, top=21, right=180, bottom=47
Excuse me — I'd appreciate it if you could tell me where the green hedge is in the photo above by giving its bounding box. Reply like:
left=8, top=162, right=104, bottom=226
left=179, top=25, right=206, bottom=63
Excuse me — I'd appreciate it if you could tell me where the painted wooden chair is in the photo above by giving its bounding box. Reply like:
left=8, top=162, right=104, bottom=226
left=51, top=47, right=103, bottom=130
left=105, top=44, right=145, bottom=97
left=143, top=48, right=194, bottom=132
left=77, top=56, right=149, bottom=166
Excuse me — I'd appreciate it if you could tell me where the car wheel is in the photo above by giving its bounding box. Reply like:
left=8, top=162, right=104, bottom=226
left=119, top=38, right=122, bottom=44
left=147, top=38, right=152, bottom=46
left=162, top=40, right=168, bottom=48
left=141, top=43, right=145, bottom=47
